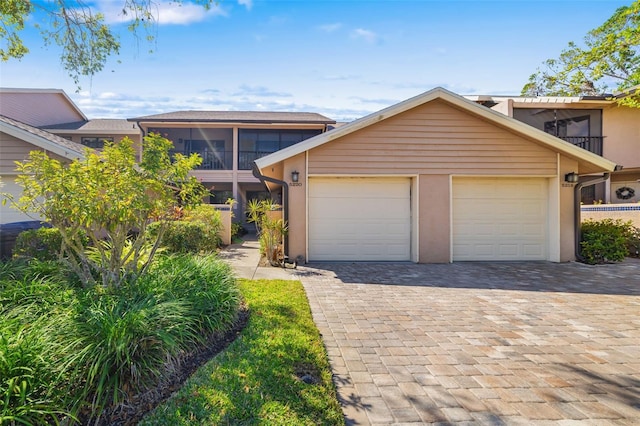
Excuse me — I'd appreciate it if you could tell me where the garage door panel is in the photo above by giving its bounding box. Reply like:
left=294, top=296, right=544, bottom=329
left=453, top=177, right=548, bottom=261
left=309, top=177, right=411, bottom=261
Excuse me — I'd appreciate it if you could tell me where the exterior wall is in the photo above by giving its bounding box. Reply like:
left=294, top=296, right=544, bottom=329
left=602, top=106, right=640, bottom=170
left=0, top=131, right=67, bottom=174
left=308, top=100, right=557, bottom=176
left=418, top=175, right=450, bottom=263
left=0, top=176, right=41, bottom=224
left=0, top=92, right=84, bottom=127
left=0, top=132, right=34, bottom=173
left=287, top=100, right=588, bottom=263
left=283, top=154, right=307, bottom=261
left=559, top=156, right=579, bottom=262
left=609, top=172, right=640, bottom=204
left=581, top=204, right=640, bottom=228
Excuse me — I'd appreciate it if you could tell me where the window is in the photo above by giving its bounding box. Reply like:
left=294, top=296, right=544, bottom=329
left=544, top=116, right=590, bottom=137
left=81, top=137, right=113, bottom=149
left=237, top=129, right=322, bottom=169
left=210, top=190, right=233, bottom=204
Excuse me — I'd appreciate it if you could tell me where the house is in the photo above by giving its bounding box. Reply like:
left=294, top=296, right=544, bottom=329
left=0, top=88, right=140, bottom=224
left=465, top=91, right=640, bottom=204
left=253, top=87, right=617, bottom=264
left=0, top=115, right=86, bottom=223
left=127, top=111, right=335, bottom=218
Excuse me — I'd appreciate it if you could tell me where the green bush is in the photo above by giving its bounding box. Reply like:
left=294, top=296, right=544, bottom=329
left=13, top=228, right=89, bottom=262
left=627, top=225, right=640, bottom=257
left=0, top=253, right=240, bottom=423
left=149, top=205, right=223, bottom=253
left=580, top=219, right=635, bottom=264
left=148, top=221, right=209, bottom=253
left=183, top=204, right=223, bottom=248
left=13, top=227, right=62, bottom=261
left=231, top=221, right=245, bottom=239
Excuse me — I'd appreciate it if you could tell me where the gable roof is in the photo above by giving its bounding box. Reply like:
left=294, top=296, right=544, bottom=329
left=128, top=110, right=335, bottom=125
left=0, top=115, right=87, bottom=160
left=255, top=87, right=618, bottom=175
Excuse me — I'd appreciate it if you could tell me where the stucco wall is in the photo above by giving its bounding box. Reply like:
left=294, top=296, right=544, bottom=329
left=581, top=204, right=640, bottom=228
left=602, top=106, right=640, bottom=170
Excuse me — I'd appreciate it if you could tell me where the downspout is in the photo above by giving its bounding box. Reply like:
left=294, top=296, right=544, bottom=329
left=251, top=162, right=290, bottom=259
left=574, top=173, right=610, bottom=262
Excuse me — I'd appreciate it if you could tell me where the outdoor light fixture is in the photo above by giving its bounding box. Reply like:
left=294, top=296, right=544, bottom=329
left=564, top=172, right=579, bottom=183
left=291, top=170, right=300, bottom=183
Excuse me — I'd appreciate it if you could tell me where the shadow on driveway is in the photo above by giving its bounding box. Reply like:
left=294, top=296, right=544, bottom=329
left=295, top=259, right=640, bottom=296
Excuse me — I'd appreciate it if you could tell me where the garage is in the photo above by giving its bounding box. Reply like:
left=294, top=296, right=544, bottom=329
left=452, top=177, right=549, bottom=261
left=308, top=177, right=411, bottom=261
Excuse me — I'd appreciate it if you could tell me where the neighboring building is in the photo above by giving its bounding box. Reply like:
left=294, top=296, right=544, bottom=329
left=128, top=111, right=335, bottom=217
left=42, top=119, right=141, bottom=154
left=465, top=91, right=640, bottom=204
left=254, top=88, right=617, bottom=264
left=0, top=87, right=87, bottom=127
left=0, top=115, right=86, bottom=223
left=0, top=88, right=139, bottom=224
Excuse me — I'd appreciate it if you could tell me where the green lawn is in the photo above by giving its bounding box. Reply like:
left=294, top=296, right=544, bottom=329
left=140, top=279, right=345, bottom=425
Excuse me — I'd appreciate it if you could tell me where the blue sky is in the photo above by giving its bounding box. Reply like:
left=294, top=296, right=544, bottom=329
left=0, top=0, right=630, bottom=121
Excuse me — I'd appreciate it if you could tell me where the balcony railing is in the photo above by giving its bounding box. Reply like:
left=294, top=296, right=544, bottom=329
left=559, top=136, right=604, bottom=156
left=238, top=150, right=276, bottom=170
left=171, top=150, right=232, bottom=170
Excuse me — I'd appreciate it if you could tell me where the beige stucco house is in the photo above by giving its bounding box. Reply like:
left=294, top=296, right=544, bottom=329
left=127, top=111, right=335, bottom=220
left=254, top=88, right=617, bottom=264
left=466, top=90, right=640, bottom=204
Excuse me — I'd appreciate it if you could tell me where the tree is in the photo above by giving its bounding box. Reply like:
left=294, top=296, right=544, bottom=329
left=6, top=134, right=207, bottom=288
left=0, top=0, right=215, bottom=87
left=522, top=0, right=640, bottom=107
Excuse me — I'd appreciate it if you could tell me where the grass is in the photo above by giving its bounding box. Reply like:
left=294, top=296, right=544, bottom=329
left=140, top=279, right=345, bottom=426
left=0, top=255, right=241, bottom=425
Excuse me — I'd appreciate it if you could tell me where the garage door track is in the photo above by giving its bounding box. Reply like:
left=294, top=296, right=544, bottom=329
left=292, top=260, right=640, bottom=425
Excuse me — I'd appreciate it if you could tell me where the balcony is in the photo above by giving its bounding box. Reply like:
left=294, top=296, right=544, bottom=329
left=171, top=150, right=232, bottom=170
left=559, top=136, right=604, bottom=156
left=238, top=151, right=275, bottom=170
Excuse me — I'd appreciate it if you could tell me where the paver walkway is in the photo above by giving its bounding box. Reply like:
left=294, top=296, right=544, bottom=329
left=290, top=260, right=640, bottom=425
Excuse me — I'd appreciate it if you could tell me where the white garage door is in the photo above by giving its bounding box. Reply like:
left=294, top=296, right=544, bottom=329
left=453, top=177, right=548, bottom=261
left=0, top=175, right=41, bottom=224
left=309, top=177, right=411, bottom=261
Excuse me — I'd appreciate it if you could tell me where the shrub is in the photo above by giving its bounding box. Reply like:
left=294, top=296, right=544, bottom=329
left=149, top=221, right=210, bottom=253
left=13, top=227, right=63, bottom=261
left=231, top=221, right=245, bottom=239
left=183, top=204, right=223, bottom=248
left=626, top=225, right=640, bottom=257
left=0, top=253, right=240, bottom=423
left=149, top=205, right=223, bottom=253
left=580, top=219, right=635, bottom=264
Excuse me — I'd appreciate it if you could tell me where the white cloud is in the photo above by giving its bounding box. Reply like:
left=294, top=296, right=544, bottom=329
left=97, top=0, right=227, bottom=25
left=238, top=0, right=253, bottom=11
left=318, top=23, right=342, bottom=33
left=351, top=28, right=377, bottom=43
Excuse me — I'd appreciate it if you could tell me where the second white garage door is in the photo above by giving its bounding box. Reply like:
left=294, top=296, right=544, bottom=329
left=308, top=177, right=411, bottom=261
left=453, top=177, right=549, bottom=261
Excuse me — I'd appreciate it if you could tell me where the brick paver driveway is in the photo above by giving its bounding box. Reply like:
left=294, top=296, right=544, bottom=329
left=292, top=260, right=640, bottom=425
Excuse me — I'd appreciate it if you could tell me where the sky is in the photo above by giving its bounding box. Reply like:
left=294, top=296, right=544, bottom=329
left=0, top=0, right=631, bottom=121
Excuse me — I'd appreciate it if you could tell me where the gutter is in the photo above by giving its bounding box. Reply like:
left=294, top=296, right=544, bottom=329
left=574, top=173, right=610, bottom=262
left=251, top=163, right=291, bottom=260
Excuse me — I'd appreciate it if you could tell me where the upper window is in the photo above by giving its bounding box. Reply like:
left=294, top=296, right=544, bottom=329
left=544, top=115, right=590, bottom=138
left=238, top=129, right=322, bottom=153
left=81, top=137, right=114, bottom=149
